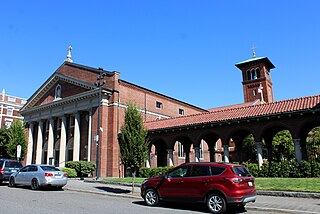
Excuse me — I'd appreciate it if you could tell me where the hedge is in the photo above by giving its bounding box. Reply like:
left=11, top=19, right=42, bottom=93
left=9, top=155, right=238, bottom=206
left=65, top=161, right=96, bottom=177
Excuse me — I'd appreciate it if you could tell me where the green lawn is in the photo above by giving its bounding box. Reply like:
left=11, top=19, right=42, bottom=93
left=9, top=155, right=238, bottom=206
left=254, top=178, right=320, bottom=193
left=103, top=177, right=320, bottom=193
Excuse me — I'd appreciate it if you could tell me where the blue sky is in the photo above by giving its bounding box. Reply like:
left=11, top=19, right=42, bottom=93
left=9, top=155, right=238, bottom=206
left=1, top=1, right=319, bottom=109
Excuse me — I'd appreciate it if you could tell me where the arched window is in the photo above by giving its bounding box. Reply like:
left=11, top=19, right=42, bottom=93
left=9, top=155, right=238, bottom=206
left=246, top=70, right=251, bottom=80
left=256, top=68, right=261, bottom=78
left=55, top=84, right=62, bottom=100
left=251, top=69, right=257, bottom=80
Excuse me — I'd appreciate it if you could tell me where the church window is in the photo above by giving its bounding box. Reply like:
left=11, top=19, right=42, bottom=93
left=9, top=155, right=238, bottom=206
left=156, top=101, right=163, bottom=109
left=253, top=89, right=257, bottom=96
left=246, top=70, right=251, bottom=80
left=251, top=69, right=257, bottom=80
left=179, top=108, right=184, bottom=115
left=55, top=84, right=62, bottom=100
left=256, top=68, right=261, bottom=78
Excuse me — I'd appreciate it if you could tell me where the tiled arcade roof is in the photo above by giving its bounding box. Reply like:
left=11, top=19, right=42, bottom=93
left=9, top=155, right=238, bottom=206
left=145, top=94, right=320, bottom=131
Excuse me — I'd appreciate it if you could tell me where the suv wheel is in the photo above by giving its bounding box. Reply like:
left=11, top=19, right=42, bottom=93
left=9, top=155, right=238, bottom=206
left=31, top=178, right=40, bottom=190
left=144, top=189, right=159, bottom=206
left=8, top=177, right=15, bottom=187
left=207, top=194, right=226, bottom=214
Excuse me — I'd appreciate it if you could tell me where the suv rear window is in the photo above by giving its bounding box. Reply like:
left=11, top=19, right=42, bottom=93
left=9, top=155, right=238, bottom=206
left=4, top=161, right=22, bottom=168
left=231, top=166, right=251, bottom=177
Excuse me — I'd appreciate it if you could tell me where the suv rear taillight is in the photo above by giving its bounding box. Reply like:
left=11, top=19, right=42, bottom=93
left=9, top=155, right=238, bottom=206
left=45, top=172, right=54, bottom=177
left=224, top=177, right=243, bottom=184
left=0, top=168, right=4, bottom=173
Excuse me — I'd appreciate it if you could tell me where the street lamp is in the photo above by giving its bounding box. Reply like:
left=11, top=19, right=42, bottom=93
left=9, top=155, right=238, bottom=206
left=95, top=68, right=107, bottom=180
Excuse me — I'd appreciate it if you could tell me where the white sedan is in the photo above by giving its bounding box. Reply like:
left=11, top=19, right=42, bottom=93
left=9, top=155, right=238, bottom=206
left=8, top=164, right=68, bottom=190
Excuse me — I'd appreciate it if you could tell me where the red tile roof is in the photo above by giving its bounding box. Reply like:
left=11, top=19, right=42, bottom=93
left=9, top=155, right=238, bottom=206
left=145, top=94, right=320, bottom=131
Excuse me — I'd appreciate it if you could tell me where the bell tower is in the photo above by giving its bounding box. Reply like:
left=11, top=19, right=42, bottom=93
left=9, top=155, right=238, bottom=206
left=235, top=51, right=275, bottom=103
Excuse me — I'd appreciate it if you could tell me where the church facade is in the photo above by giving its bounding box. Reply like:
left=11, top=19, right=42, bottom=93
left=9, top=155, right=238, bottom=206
left=20, top=59, right=206, bottom=177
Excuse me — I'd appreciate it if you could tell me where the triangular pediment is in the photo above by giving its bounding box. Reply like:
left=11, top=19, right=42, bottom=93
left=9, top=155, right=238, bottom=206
left=21, top=66, right=97, bottom=112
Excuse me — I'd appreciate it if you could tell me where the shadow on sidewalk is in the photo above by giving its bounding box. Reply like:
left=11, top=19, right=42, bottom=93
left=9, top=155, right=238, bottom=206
left=95, top=186, right=131, bottom=194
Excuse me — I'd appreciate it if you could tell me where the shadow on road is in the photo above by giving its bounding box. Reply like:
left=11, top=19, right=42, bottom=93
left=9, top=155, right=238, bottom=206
left=95, top=186, right=131, bottom=194
left=132, top=201, right=248, bottom=213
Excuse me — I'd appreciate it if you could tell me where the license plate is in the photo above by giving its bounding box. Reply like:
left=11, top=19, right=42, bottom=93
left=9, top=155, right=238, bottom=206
left=248, top=181, right=253, bottom=187
left=11, top=170, right=17, bottom=172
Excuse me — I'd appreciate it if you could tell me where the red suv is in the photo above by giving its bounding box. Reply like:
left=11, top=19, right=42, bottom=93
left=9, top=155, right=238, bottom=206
left=141, top=162, right=256, bottom=213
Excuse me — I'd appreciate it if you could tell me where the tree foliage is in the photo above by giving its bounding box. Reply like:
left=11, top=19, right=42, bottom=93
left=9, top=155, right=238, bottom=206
left=0, top=127, right=9, bottom=158
left=119, top=104, right=149, bottom=174
left=7, top=120, right=27, bottom=159
left=272, top=130, right=294, bottom=161
left=307, top=127, right=320, bottom=162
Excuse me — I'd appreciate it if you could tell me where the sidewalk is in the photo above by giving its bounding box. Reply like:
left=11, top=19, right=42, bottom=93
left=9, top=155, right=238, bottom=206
left=64, top=179, right=320, bottom=213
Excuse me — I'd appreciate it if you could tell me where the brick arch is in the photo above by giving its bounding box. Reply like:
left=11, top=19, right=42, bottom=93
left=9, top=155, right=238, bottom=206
left=149, top=138, right=168, bottom=167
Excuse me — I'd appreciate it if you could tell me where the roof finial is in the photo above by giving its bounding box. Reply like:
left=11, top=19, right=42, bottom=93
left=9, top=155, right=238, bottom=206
left=65, top=45, right=73, bottom=63
left=251, top=45, right=256, bottom=58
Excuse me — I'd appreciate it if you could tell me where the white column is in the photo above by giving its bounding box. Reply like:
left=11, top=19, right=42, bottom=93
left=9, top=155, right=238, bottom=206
left=167, top=149, right=174, bottom=166
left=223, top=144, right=229, bottom=163
left=47, top=118, right=54, bottom=165
left=256, top=142, right=263, bottom=169
left=36, top=121, right=44, bottom=164
left=87, top=110, right=92, bottom=162
left=194, top=146, right=200, bottom=162
left=294, top=139, right=302, bottom=164
left=26, top=123, right=34, bottom=165
left=59, top=115, right=67, bottom=167
left=73, top=112, right=80, bottom=161
left=146, top=152, right=151, bottom=168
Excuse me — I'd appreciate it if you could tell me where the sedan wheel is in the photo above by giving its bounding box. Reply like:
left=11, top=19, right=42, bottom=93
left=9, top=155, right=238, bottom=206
left=8, top=177, right=15, bottom=187
left=31, top=178, right=40, bottom=190
left=144, top=189, right=159, bottom=206
left=207, top=194, right=226, bottom=214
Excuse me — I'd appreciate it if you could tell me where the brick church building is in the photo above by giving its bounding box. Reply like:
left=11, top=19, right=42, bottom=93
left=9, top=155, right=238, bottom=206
left=20, top=47, right=207, bottom=177
left=23, top=47, right=313, bottom=177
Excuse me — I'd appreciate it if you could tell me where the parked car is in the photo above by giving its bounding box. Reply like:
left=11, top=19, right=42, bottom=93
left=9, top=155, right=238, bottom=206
left=0, top=159, right=23, bottom=184
left=8, top=164, right=68, bottom=190
left=141, top=162, right=256, bottom=214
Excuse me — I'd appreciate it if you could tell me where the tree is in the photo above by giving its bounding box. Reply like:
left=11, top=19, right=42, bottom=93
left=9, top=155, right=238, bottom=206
left=307, top=127, right=320, bottom=161
left=272, top=130, right=294, bottom=161
left=7, top=120, right=27, bottom=159
left=118, top=104, right=149, bottom=192
left=0, top=127, right=9, bottom=158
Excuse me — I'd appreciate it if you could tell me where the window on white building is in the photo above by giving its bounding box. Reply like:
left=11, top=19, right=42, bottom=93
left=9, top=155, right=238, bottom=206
left=7, top=107, right=13, bottom=116
left=5, top=119, right=12, bottom=128
left=8, top=97, right=16, bottom=102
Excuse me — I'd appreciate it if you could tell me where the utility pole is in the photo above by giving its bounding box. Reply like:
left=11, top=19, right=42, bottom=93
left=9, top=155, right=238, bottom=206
left=95, top=68, right=107, bottom=180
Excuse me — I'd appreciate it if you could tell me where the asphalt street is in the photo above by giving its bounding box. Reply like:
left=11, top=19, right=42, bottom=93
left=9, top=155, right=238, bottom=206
left=64, top=179, right=320, bottom=214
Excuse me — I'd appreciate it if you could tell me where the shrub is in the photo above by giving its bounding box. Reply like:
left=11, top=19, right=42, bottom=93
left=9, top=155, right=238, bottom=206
left=311, top=161, right=320, bottom=177
left=62, top=167, right=77, bottom=178
left=301, top=160, right=312, bottom=177
left=242, top=162, right=259, bottom=177
left=139, top=167, right=151, bottom=178
left=150, top=166, right=173, bottom=177
left=289, top=160, right=301, bottom=178
left=280, top=161, right=291, bottom=177
left=65, top=161, right=96, bottom=177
